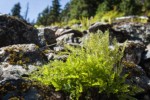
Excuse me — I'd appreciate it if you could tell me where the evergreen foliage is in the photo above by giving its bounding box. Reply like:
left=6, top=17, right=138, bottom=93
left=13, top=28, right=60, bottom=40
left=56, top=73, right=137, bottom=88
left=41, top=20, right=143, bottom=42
left=36, top=6, right=50, bottom=26
left=35, top=0, right=150, bottom=26
left=68, top=0, right=100, bottom=20
left=11, top=2, right=22, bottom=18
left=36, top=0, right=61, bottom=25
left=50, top=0, right=61, bottom=22
left=31, top=31, right=140, bottom=100
left=66, top=0, right=88, bottom=19
left=60, top=2, right=71, bottom=22
left=119, top=0, right=142, bottom=15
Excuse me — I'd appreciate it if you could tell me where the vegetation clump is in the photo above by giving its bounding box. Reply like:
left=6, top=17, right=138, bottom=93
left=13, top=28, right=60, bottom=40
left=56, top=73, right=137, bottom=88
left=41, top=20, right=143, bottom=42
left=31, top=31, right=141, bottom=99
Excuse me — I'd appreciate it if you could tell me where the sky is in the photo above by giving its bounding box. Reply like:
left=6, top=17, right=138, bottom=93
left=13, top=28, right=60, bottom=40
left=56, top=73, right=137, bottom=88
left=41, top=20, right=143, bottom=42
left=0, top=0, right=70, bottom=22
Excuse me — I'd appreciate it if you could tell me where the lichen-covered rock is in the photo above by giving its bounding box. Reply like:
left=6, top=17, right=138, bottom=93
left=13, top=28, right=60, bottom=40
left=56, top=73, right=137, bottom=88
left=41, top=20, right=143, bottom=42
left=88, top=22, right=111, bottom=33
left=0, top=14, right=39, bottom=47
left=122, top=41, right=146, bottom=65
left=56, top=33, right=81, bottom=45
left=37, top=27, right=56, bottom=46
left=0, top=44, right=47, bottom=82
left=55, top=28, right=83, bottom=37
left=0, top=44, right=47, bottom=65
left=55, top=28, right=83, bottom=51
left=113, top=16, right=149, bottom=23
left=123, top=65, right=150, bottom=90
left=0, top=63, right=37, bottom=82
left=111, top=21, right=150, bottom=43
left=140, top=44, right=150, bottom=77
left=0, top=79, right=65, bottom=100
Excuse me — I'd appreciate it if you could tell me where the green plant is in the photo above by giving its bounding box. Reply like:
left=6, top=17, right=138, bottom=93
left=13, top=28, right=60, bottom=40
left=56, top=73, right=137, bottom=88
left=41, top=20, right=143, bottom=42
left=68, top=19, right=80, bottom=26
left=31, top=31, right=140, bottom=100
left=79, top=17, right=91, bottom=31
left=71, top=17, right=95, bottom=32
left=94, top=8, right=124, bottom=24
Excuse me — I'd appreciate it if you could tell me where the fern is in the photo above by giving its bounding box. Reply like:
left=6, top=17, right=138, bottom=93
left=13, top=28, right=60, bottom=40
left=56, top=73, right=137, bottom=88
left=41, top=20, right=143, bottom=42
left=31, top=31, right=139, bottom=100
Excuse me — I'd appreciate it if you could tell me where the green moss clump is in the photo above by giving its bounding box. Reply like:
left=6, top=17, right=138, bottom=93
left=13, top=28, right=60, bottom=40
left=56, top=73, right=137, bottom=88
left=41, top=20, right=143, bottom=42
left=122, top=61, right=136, bottom=68
left=4, top=49, right=30, bottom=66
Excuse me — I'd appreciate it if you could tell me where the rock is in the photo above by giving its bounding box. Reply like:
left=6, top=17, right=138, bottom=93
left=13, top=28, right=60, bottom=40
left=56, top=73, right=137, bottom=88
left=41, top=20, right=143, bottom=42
left=54, top=55, right=68, bottom=61
left=64, top=26, right=71, bottom=29
left=0, top=63, right=37, bottom=82
left=88, top=22, right=111, bottom=33
left=49, top=26, right=60, bottom=32
left=0, top=44, right=47, bottom=82
left=119, top=40, right=150, bottom=96
left=55, top=28, right=83, bottom=47
left=111, top=22, right=144, bottom=42
left=122, top=41, right=145, bottom=65
left=47, top=53, right=55, bottom=60
left=56, top=33, right=74, bottom=43
left=55, top=28, right=83, bottom=51
left=114, top=16, right=149, bottom=23
left=56, top=33, right=81, bottom=45
left=110, top=28, right=132, bottom=43
left=71, top=23, right=81, bottom=29
left=55, top=28, right=83, bottom=37
left=55, top=28, right=65, bottom=36
left=143, top=44, right=150, bottom=59
left=0, top=44, right=47, bottom=66
left=111, top=17, right=150, bottom=43
left=0, top=14, right=39, bottom=47
left=140, top=44, right=150, bottom=77
left=37, top=28, right=47, bottom=46
left=0, top=79, right=65, bottom=100
left=37, top=27, right=56, bottom=46
left=0, top=67, right=2, bottom=80
left=23, top=87, right=41, bottom=100
left=0, top=42, right=64, bottom=91
left=53, top=46, right=65, bottom=52
left=123, top=65, right=150, bottom=90
left=140, top=59, right=150, bottom=78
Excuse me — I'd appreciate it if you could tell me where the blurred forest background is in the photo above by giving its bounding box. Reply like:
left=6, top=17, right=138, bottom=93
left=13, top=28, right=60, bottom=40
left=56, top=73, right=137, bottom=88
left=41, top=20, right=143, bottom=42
left=10, top=0, right=150, bottom=26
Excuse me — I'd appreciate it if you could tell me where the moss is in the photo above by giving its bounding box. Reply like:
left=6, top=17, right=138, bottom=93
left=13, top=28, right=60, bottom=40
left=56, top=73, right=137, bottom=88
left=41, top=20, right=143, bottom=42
left=122, top=61, right=143, bottom=78
left=9, top=97, right=24, bottom=100
left=126, top=42, right=145, bottom=49
left=0, top=80, right=65, bottom=99
left=7, top=51, right=30, bottom=65
left=122, top=61, right=136, bottom=68
left=42, top=49, right=51, bottom=54
left=4, top=48, right=31, bottom=66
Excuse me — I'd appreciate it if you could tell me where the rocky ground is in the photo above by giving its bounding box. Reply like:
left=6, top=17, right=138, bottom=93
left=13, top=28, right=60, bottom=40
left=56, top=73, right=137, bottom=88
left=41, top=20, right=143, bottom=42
left=0, top=14, right=150, bottom=99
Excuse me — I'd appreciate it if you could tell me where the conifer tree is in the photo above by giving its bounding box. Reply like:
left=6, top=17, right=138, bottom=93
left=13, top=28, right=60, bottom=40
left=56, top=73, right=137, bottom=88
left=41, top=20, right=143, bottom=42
left=119, top=0, right=142, bottom=15
left=60, top=2, right=70, bottom=22
left=36, top=0, right=61, bottom=25
left=144, top=0, right=150, bottom=10
left=11, top=2, right=22, bottom=18
left=36, top=6, right=50, bottom=26
left=68, top=0, right=101, bottom=20
left=49, top=0, right=61, bottom=23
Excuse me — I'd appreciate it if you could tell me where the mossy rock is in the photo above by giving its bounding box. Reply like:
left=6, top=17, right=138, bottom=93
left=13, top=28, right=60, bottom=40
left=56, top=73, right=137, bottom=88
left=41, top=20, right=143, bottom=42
left=0, top=44, right=48, bottom=66
left=0, top=14, right=40, bottom=47
left=0, top=79, right=66, bottom=100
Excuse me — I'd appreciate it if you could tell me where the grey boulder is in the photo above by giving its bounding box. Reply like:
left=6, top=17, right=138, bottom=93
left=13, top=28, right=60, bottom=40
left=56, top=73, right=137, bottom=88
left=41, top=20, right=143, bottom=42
left=0, top=14, right=39, bottom=47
